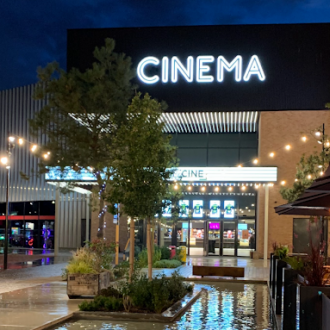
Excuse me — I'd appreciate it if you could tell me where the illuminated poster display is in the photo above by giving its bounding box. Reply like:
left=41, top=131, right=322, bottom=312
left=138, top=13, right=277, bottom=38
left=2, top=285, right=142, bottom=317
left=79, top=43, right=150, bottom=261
left=224, top=200, right=235, bottom=219
left=179, top=200, right=189, bottom=218
left=163, top=201, right=172, bottom=218
left=193, top=200, right=203, bottom=218
left=209, top=200, right=220, bottom=218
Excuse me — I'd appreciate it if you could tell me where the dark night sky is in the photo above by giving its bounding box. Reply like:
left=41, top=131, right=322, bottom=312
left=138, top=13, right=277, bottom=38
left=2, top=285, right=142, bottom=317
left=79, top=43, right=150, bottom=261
left=1, top=0, right=330, bottom=91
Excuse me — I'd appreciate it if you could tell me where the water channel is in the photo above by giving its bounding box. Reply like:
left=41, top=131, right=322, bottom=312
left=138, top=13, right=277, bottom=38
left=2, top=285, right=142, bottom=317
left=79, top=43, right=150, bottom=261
left=52, top=283, right=275, bottom=330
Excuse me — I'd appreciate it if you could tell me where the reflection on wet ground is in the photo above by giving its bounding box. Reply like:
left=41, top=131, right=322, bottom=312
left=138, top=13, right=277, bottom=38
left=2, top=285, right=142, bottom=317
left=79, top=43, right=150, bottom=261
left=51, top=283, right=275, bottom=330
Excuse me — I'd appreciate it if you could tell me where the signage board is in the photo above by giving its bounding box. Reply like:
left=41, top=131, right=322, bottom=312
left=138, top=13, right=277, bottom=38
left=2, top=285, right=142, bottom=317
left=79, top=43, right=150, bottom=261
left=193, top=200, right=203, bottom=218
left=224, top=200, right=235, bottom=219
left=179, top=200, right=189, bottom=218
left=163, top=201, right=172, bottom=218
left=209, top=200, right=220, bottom=218
left=238, top=223, right=248, bottom=230
left=209, top=222, right=220, bottom=230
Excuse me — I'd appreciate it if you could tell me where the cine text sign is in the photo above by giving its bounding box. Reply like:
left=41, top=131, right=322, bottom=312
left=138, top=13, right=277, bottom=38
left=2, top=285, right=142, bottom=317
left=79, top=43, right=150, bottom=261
left=137, top=55, right=265, bottom=84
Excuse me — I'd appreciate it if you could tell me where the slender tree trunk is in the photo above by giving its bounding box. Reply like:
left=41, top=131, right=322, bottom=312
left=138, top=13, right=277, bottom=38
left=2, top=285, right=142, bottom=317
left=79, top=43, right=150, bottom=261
left=129, top=218, right=135, bottom=283
left=97, top=196, right=105, bottom=239
left=147, top=217, right=153, bottom=280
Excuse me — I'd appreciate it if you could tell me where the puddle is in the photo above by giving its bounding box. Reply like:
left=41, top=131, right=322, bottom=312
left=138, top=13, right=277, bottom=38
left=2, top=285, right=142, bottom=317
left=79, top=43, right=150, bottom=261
left=51, top=282, right=275, bottom=329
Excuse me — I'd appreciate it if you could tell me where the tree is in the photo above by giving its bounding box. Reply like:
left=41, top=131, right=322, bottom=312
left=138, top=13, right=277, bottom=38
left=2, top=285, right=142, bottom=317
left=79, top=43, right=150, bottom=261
left=280, top=127, right=330, bottom=203
left=29, top=38, right=135, bottom=238
left=105, top=93, right=177, bottom=281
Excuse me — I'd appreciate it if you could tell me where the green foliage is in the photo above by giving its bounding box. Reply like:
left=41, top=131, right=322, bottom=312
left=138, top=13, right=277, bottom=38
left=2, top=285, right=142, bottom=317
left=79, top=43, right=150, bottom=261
left=160, top=246, right=171, bottom=260
left=79, top=272, right=193, bottom=314
left=283, top=256, right=304, bottom=271
left=79, top=295, right=123, bottom=312
left=274, top=244, right=289, bottom=260
left=154, top=259, right=182, bottom=268
left=113, top=261, right=130, bottom=279
left=66, top=239, right=115, bottom=274
left=137, top=246, right=162, bottom=268
left=280, top=150, right=330, bottom=203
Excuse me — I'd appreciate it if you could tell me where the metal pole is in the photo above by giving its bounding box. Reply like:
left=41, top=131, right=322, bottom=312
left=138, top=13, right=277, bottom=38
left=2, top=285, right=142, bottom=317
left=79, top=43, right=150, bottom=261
left=54, top=183, right=60, bottom=256
left=86, top=194, right=90, bottom=244
left=263, top=185, right=269, bottom=268
left=3, top=167, right=9, bottom=270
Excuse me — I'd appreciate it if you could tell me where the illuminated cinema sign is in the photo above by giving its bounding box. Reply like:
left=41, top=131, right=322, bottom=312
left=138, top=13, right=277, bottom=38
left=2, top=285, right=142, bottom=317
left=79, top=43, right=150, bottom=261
left=137, top=55, right=265, bottom=84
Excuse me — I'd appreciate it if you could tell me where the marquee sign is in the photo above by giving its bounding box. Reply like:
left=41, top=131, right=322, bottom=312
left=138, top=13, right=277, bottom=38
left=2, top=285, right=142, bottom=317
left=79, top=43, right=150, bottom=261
left=137, top=55, right=265, bottom=84
left=45, top=166, right=277, bottom=183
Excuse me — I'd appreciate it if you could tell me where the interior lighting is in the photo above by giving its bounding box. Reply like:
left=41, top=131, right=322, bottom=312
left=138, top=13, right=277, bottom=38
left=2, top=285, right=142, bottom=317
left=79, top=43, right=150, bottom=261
left=253, top=159, right=258, bottom=164
left=281, top=181, right=286, bottom=185
left=269, top=152, right=275, bottom=158
left=285, top=145, right=291, bottom=150
left=31, top=145, right=37, bottom=152
left=8, top=136, right=15, bottom=143
left=18, top=138, right=24, bottom=145
left=301, top=136, right=307, bottom=142
left=0, top=157, right=8, bottom=165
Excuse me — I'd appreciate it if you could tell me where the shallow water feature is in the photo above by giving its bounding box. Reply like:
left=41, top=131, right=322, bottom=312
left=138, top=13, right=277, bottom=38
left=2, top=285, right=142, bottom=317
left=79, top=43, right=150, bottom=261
left=52, top=282, right=275, bottom=330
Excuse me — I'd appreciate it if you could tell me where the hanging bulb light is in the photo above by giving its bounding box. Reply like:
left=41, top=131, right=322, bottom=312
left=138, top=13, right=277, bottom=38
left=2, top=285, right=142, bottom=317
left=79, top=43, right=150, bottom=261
left=307, top=174, right=312, bottom=179
left=281, top=181, right=286, bottom=185
left=253, top=159, right=258, bottom=164
left=31, top=145, right=37, bottom=152
left=269, top=152, right=275, bottom=158
left=285, top=145, right=291, bottom=150
left=315, top=131, right=321, bottom=137
left=301, top=136, right=307, bottom=142
left=18, top=138, right=24, bottom=145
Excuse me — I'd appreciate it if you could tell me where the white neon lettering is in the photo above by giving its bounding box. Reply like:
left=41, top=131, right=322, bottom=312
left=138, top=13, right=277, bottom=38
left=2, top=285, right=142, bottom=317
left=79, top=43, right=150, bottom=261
left=162, top=57, right=169, bottom=83
left=171, top=56, right=194, bottom=83
left=137, top=56, right=160, bottom=84
left=196, top=56, right=214, bottom=82
left=243, top=55, right=265, bottom=81
left=217, top=55, right=242, bottom=82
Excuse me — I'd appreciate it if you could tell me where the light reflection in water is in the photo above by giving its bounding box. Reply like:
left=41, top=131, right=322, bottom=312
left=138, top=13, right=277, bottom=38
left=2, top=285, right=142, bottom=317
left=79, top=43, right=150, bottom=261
left=51, top=283, right=274, bottom=330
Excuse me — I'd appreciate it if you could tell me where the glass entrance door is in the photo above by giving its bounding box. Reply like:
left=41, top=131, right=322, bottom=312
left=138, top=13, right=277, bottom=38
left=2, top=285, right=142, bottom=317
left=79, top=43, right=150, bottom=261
left=207, top=221, right=220, bottom=256
left=222, top=221, right=236, bottom=256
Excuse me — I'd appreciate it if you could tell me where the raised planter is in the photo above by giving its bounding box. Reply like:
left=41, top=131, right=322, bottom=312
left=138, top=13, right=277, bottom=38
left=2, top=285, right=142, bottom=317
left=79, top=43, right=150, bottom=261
left=275, top=259, right=287, bottom=315
left=282, top=267, right=298, bottom=330
left=322, top=293, right=330, bottom=330
left=299, top=285, right=330, bottom=330
left=67, top=272, right=111, bottom=298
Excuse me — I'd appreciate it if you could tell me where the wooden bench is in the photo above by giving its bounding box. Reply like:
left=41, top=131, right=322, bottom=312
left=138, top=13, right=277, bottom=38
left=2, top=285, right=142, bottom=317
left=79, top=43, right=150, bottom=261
left=192, top=266, right=245, bottom=279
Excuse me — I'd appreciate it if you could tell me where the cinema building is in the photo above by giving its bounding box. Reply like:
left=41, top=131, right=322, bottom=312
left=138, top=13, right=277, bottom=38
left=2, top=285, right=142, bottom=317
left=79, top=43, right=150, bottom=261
left=2, top=23, right=330, bottom=258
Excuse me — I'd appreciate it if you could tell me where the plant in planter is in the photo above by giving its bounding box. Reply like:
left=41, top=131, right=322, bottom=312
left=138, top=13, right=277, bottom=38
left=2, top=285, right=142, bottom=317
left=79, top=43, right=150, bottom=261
left=274, top=244, right=289, bottom=260
left=66, top=239, right=116, bottom=298
left=298, top=217, right=330, bottom=330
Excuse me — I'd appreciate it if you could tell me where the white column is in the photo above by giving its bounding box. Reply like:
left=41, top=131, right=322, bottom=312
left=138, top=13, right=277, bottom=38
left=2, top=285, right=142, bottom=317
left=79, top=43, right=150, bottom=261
left=263, top=185, right=269, bottom=268
left=54, top=183, right=60, bottom=256
left=86, top=194, right=90, bottom=244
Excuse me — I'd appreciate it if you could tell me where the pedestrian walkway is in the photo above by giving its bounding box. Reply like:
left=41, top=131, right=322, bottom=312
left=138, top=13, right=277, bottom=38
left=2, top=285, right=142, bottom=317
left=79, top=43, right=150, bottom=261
left=148, top=256, right=270, bottom=282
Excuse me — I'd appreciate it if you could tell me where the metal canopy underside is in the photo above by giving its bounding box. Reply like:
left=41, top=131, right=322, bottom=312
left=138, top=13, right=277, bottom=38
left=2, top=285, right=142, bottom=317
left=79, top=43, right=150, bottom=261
left=69, top=111, right=259, bottom=134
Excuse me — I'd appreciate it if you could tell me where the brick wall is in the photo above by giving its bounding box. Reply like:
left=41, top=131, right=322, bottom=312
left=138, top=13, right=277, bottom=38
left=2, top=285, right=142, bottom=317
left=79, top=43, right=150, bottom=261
left=257, top=110, right=330, bottom=257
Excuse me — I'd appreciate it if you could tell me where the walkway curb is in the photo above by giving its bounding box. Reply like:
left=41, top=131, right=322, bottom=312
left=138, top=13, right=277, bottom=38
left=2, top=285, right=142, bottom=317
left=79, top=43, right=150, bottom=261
left=32, top=312, right=75, bottom=330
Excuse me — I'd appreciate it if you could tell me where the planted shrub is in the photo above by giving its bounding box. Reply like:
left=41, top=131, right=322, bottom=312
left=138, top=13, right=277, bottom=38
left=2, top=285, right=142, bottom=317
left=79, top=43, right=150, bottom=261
left=98, top=286, right=122, bottom=298
left=160, top=246, right=171, bottom=260
left=154, top=259, right=181, bottom=268
left=113, top=261, right=130, bottom=279
left=79, top=295, right=123, bottom=311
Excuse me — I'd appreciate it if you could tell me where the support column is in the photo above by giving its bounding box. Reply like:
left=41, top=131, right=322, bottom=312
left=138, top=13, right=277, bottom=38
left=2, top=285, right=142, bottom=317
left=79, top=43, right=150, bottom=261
left=86, top=194, right=90, bottom=244
left=54, top=183, right=60, bottom=256
left=263, top=185, right=269, bottom=267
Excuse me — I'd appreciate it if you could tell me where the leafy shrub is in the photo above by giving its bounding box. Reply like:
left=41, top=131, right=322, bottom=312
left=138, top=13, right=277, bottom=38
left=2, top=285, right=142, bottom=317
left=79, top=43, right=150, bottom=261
left=160, top=246, right=171, bottom=260
left=137, top=249, right=148, bottom=268
left=79, top=295, right=123, bottom=311
left=66, top=260, right=97, bottom=274
left=153, top=246, right=162, bottom=264
left=113, top=261, right=130, bottom=279
left=274, top=244, right=289, bottom=260
left=154, top=259, right=181, bottom=268
left=167, top=271, right=193, bottom=302
left=98, top=285, right=122, bottom=298
left=283, top=256, right=304, bottom=271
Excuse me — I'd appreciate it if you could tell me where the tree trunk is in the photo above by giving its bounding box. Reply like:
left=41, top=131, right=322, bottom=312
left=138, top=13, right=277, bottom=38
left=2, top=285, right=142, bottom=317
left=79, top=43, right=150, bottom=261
left=97, top=196, right=105, bottom=239
left=147, top=217, right=153, bottom=280
left=129, top=218, right=135, bottom=283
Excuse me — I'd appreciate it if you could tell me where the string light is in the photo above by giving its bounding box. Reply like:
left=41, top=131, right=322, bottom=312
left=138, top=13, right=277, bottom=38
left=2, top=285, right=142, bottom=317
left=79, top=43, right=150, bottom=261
left=0, top=157, right=8, bottom=165
left=315, top=131, right=321, bottom=137
left=18, top=138, right=24, bottom=145
left=320, top=171, right=324, bottom=176
left=214, top=187, right=219, bottom=192
left=295, top=178, right=298, bottom=182
left=237, top=164, right=242, bottom=167
left=31, top=145, right=37, bottom=152
left=269, top=152, right=275, bottom=158
left=188, top=186, right=192, bottom=190
left=241, top=186, right=246, bottom=191
left=281, top=181, right=286, bottom=185
left=285, top=145, right=291, bottom=150
left=8, top=136, right=15, bottom=143
left=253, top=159, right=258, bottom=164
left=43, top=153, right=49, bottom=159
left=228, top=187, right=233, bottom=191
left=307, top=175, right=312, bottom=179
left=174, top=185, right=178, bottom=190
left=301, top=136, right=307, bottom=142
left=201, top=187, right=205, bottom=191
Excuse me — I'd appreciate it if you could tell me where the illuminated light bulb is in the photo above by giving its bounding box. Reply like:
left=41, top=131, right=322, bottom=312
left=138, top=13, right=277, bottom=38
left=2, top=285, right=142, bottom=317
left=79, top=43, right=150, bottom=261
left=318, top=165, right=323, bottom=168
left=318, top=141, right=322, bottom=145
left=174, top=185, right=178, bottom=190
left=237, top=164, right=242, bottom=168
left=47, top=151, right=50, bottom=155
left=281, top=181, right=286, bottom=186
left=320, top=171, right=324, bottom=176
left=295, top=178, right=298, bottom=182
left=201, top=187, right=205, bottom=191
left=285, top=145, right=291, bottom=150
left=228, top=187, right=233, bottom=192
left=269, top=152, right=275, bottom=158
left=302, top=136, right=307, bottom=142
left=215, top=187, right=219, bottom=192
left=8, top=136, right=15, bottom=142
left=241, top=186, right=246, bottom=191
left=31, top=145, right=37, bottom=152
left=18, top=138, right=24, bottom=145
left=251, top=204, right=255, bottom=206
left=307, top=175, right=312, bottom=179
left=43, top=153, right=49, bottom=159
left=0, top=157, right=8, bottom=165
left=315, top=131, right=321, bottom=137
left=188, top=186, right=192, bottom=191
left=255, top=184, right=259, bottom=189
left=253, top=159, right=258, bottom=164
left=326, top=141, right=330, bottom=148
left=245, top=207, right=248, bottom=209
